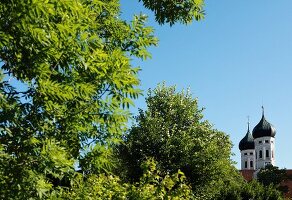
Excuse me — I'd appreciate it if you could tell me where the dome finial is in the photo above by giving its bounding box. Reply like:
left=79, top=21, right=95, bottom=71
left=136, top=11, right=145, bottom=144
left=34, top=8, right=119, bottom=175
left=239, top=117, right=255, bottom=151
left=247, top=115, right=250, bottom=132
left=262, top=106, right=265, bottom=117
left=252, top=107, right=276, bottom=139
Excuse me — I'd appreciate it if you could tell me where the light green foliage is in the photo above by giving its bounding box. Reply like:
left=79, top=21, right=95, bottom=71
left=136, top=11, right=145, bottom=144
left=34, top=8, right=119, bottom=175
left=55, top=158, right=194, bottom=199
left=0, top=0, right=157, bottom=198
left=0, top=139, right=74, bottom=199
left=0, top=0, right=205, bottom=199
left=129, top=158, right=194, bottom=199
left=117, top=84, right=241, bottom=198
left=0, top=0, right=156, bottom=158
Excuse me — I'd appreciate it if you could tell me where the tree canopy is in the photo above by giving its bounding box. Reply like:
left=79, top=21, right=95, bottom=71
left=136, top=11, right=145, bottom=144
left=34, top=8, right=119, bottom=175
left=117, top=84, right=243, bottom=198
left=0, top=0, right=286, bottom=199
left=139, top=0, right=205, bottom=25
left=0, top=0, right=206, bottom=198
left=258, top=165, right=290, bottom=195
left=116, top=84, right=284, bottom=199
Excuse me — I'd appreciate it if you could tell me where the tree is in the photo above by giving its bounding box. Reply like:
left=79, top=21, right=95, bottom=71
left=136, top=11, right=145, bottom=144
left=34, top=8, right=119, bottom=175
left=258, top=165, right=289, bottom=194
left=140, top=0, right=205, bottom=25
left=117, top=84, right=242, bottom=198
left=240, top=180, right=283, bottom=200
left=0, top=0, right=205, bottom=198
left=57, top=158, right=194, bottom=200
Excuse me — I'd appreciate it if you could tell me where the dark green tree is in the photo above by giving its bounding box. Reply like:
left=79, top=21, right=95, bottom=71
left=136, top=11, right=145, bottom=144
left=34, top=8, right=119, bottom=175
left=258, top=165, right=289, bottom=194
left=0, top=0, right=205, bottom=198
left=241, top=180, right=283, bottom=200
left=219, top=179, right=283, bottom=200
left=140, top=0, right=205, bottom=25
left=117, top=84, right=242, bottom=198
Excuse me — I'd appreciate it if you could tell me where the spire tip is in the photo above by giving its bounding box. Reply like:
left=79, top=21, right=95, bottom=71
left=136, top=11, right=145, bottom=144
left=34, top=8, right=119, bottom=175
left=247, top=116, right=250, bottom=132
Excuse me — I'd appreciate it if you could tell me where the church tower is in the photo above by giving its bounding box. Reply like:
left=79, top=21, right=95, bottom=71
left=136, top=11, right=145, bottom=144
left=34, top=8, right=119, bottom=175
left=252, top=107, right=276, bottom=169
left=239, top=107, right=276, bottom=170
left=239, top=121, right=256, bottom=170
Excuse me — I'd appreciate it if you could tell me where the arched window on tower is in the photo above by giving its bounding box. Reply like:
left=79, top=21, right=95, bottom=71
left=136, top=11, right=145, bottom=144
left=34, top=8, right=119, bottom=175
left=245, top=161, right=248, bottom=168
left=259, top=150, right=262, bottom=158
left=266, top=150, right=269, bottom=158
left=250, top=160, right=253, bottom=168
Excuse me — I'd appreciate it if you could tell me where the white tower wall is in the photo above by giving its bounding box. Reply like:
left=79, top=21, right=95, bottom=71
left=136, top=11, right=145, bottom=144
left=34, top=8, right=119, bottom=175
left=254, top=136, right=275, bottom=169
left=241, top=149, right=256, bottom=170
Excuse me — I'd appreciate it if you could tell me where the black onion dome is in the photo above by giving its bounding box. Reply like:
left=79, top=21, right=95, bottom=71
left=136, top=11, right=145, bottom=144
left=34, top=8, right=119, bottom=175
left=239, top=125, right=255, bottom=151
left=252, top=114, right=276, bottom=139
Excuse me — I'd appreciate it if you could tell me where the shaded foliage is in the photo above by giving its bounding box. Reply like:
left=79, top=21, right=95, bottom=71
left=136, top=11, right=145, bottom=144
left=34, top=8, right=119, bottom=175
left=240, top=180, right=282, bottom=200
left=258, top=165, right=290, bottom=194
left=140, top=0, right=205, bottom=25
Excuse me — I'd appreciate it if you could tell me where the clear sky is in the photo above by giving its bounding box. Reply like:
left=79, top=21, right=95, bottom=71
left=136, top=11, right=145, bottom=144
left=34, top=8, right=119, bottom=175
left=120, top=0, right=292, bottom=169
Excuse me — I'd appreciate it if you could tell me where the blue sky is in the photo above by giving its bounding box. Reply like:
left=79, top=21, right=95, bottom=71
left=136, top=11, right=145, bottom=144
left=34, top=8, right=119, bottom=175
left=121, top=0, right=292, bottom=169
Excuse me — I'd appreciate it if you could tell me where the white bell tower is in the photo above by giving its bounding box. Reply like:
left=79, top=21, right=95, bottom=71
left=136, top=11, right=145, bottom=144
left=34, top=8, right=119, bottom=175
left=239, top=120, right=256, bottom=170
left=252, top=107, right=276, bottom=169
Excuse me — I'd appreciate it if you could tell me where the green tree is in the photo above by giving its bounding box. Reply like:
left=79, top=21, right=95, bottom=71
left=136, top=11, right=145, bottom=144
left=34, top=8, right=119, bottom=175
left=219, top=179, right=283, bottom=200
left=58, top=158, right=194, bottom=200
left=240, top=180, right=283, bottom=200
left=258, top=165, right=289, bottom=194
left=0, top=0, right=204, bottom=198
left=140, top=0, right=205, bottom=25
left=117, top=84, right=241, bottom=198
